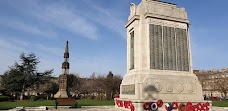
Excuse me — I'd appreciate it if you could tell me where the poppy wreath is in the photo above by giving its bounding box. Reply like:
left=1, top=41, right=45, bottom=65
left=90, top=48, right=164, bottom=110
left=127, top=101, right=134, bottom=111
left=203, top=102, right=210, bottom=111
left=143, top=102, right=151, bottom=110
left=193, top=105, right=198, bottom=111
left=178, top=103, right=186, bottom=111
left=115, top=100, right=119, bottom=107
left=186, top=104, right=194, bottom=111
left=197, top=103, right=203, bottom=111
left=156, top=99, right=163, bottom=107
left=172, top=102, right=178, bottom=109
left=186, top=102, right=193, bottom=107
left=130, top=103, right=135, bottom=111
left=115, top=100, right=118, bottom=106
left=116, top=100, right=123, bottom=107
left=165, top=103, right=173, bottom=111
left=119, top=101, right=123, bottom=107
left=202, top=103, right=209, bottom=111
left=205, top=102, right=210, bottom=106
left=151, top=102, right=158, bottom=111
left=124, top=101, right=130, bottom=108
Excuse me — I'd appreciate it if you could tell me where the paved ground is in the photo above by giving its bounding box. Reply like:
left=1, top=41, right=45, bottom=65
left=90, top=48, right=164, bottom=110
left=50, top=107, right=228, bottom=111
left=49, top=106, right=119, bottom=111
left=7, top=106, right=228, bottom=111
left=212, top=107, right=228, bottom=111
left=7, top=106, right=121, bottom=111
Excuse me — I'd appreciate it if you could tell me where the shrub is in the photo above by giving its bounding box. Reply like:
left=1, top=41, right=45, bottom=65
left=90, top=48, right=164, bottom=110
left=23, top=95, right=30, bottom=100
left=30, top=95, right=38, bottom=101
left=36, top=94, right=45, bottom=100
left=0, top=96, right=9, bottom=102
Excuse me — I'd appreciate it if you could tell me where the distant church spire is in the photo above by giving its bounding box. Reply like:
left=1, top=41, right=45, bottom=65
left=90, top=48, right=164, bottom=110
left=62, top=41, right=70, bottom=74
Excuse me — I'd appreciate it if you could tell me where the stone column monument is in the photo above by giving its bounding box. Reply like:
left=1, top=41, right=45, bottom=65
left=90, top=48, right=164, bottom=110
left=54, top=41, right=70, bottom=98
left=115, top=0, right=211, bottom=111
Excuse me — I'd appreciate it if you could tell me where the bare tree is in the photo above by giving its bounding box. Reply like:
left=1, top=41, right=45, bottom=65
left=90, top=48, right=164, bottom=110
left=79, top=72, right=122, bottom=100
left=214, top=73, right=228, bottom=97
left=67, top=73, right=81, bottom=96
left=94, top=72, right=122, bottom=100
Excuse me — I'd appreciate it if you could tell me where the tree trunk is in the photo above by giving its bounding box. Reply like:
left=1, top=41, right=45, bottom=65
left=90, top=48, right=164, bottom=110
left=224, top=91, right=227, bottom=97
left=111, top=91, right=113, bottom=100
left=47, top=94, right=49, bottom=100
left=20, top=83, right=25, bottom=100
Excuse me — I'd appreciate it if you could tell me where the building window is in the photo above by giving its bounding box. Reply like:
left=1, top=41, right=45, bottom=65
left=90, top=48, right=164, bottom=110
left=130, top=31, right=134, bottom=70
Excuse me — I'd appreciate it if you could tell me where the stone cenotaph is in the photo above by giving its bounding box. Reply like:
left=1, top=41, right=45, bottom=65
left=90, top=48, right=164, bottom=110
left=115, top=0, right=211, bottom=111
left=54, top=41, right=70, bottom=98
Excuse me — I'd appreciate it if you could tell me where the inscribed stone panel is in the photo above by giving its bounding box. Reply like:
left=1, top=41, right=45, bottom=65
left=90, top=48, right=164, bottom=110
left=163, top=26, right=176, bottom=71
left=176, top=28, right=189, bottom=71
left=157, top=25, right=163, bottom=70
left=182, top=29, right=189, bottom=71
left=150, top=24, right=155, bottom=69
left=163, top=26, right=169, bottom=70
left=149, top=24, right=163, bottom=70
left=130, top=31, right=134, bottom=70
left=176, top=28, right=182, bottom=71
left=170, top=27, right=176, bottom=70
left=122, top=84, right=135, bottom=94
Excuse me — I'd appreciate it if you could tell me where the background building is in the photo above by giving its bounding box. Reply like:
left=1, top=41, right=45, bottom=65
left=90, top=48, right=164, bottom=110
left=194, top=68, right=228, bottom=99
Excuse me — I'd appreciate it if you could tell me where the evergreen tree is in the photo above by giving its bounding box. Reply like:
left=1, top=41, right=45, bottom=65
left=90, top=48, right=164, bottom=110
left=1, top=53, right=53, bottom=100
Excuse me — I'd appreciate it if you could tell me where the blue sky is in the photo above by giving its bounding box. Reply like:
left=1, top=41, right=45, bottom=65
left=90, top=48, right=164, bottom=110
left=0, top=0, right=227, bottom=77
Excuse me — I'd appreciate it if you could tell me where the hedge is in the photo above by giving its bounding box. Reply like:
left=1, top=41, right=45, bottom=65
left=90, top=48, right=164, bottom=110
left=0, top=96, right=9, bottom=102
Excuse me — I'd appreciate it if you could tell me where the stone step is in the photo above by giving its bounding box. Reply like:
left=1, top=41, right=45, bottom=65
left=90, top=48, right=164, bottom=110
left=212, top=107, right=228, bottom=111
left=8, top=106, right=48, bottom=111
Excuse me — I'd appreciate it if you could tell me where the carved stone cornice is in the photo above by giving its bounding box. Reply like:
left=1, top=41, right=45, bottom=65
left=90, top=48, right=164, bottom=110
left=125, top=15, right=140, bottom=28
left=145, top=13, right=189, bottom=24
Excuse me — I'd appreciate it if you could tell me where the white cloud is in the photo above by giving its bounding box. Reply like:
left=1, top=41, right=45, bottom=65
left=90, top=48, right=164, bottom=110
left=7, top=0, right=99, bottom=40
left=35, top=5, right=98, bottom=40
left=81, top=0, right=126, bottom=39
left=0, top=19, right=58, bottom=38
left=7, top=0, right=125, bottom=40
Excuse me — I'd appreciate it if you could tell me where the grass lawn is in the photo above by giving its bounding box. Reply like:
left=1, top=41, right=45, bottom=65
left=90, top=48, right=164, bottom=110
left=1, top=100, right=227, bottom=110
left=212, top=100, right=228, bottom=107
left=0, top=100, right=55, bottom=110
left=0, top=100, right=115, bottom=110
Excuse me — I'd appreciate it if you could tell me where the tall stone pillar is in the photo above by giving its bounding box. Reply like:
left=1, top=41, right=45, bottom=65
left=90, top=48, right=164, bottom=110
left=54, top=41, right=70, bottom=98
left=115, top=0, right=211, bottom=111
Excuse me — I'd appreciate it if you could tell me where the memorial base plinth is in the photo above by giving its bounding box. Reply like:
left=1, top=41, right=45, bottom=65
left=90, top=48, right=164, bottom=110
left=54, top=89, right=68, bottom=98
left=114, top=98, right=212, bottom=111
left=117, top=70, right=212, bottom=111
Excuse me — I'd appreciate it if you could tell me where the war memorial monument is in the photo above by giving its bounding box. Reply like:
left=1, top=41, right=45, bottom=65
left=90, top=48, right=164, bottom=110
left=54, top=41, right=70, bottom=98
left=115, top=0, right=211, bottom=111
